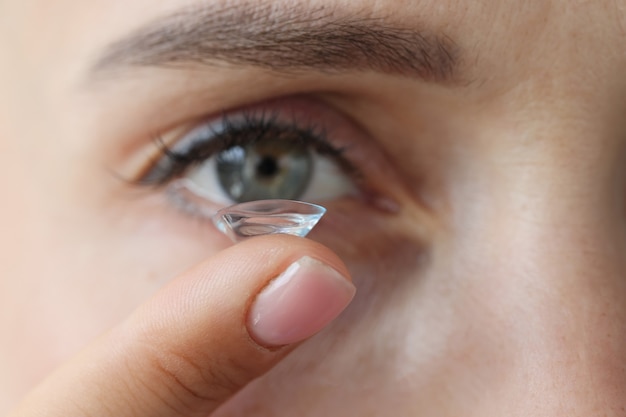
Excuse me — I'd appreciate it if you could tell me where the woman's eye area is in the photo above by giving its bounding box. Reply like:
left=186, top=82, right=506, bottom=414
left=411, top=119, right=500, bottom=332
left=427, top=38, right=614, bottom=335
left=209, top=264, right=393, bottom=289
left=185, top=129, right=356, bottom=205
left=138, top=102, right=364, bottom=217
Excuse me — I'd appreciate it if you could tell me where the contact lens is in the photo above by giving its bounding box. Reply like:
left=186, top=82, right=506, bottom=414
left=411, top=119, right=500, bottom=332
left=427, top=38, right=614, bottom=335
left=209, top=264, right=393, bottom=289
left=212, top=199, right=326, bottom=242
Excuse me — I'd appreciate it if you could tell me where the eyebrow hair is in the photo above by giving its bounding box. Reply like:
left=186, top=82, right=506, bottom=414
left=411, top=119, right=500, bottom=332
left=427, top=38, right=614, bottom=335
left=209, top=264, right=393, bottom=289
left=91, top=2, right=460, bottom=83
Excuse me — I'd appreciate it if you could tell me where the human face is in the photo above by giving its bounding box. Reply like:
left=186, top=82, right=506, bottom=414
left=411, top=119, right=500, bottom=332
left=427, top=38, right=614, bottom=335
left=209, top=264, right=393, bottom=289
left=2, top=0, right=626, bottom=415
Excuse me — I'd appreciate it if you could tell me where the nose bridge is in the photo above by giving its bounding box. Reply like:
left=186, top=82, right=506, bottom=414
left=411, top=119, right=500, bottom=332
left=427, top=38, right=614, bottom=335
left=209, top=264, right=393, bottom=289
left=454, top=115, right=625, bottom=279
left=481, top=165, right=622, bottom=342
left=486, top=133, right=623, bottom=271
left=447, top=118, right=626, bottom=410
left=457, top=72, right=626, bottom=280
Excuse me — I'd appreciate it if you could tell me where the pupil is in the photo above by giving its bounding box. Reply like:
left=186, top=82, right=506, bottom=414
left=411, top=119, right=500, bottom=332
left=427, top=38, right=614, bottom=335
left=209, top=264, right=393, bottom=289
left=256, top=156, right=279, bottom=178
left=216, top=136, right=313, bottom=203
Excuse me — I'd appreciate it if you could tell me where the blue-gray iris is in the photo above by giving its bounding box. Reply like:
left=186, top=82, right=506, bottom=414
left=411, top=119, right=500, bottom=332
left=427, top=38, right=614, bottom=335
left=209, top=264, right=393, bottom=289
left=216, top=137, right=313, bottom=202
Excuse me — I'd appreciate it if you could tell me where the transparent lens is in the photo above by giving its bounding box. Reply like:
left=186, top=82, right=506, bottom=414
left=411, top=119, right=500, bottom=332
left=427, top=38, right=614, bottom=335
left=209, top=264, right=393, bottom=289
left=212, top=199, right=326, bottom=242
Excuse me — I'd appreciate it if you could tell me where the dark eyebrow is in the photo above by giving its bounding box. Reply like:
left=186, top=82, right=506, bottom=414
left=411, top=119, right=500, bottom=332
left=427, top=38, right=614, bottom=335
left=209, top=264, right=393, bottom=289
left=90, top=2, right=460, bottom=83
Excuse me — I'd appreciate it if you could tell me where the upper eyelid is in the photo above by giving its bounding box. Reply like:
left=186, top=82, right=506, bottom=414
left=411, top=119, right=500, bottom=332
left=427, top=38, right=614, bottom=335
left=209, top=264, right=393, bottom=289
left=136, top=108, right=359, bottom=185
left=168, top=111, right=346, bottom=160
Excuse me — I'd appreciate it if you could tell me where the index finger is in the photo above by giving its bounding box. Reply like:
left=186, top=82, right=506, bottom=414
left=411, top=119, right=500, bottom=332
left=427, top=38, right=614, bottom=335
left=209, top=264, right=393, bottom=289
left=9, top=235, right=355, bottom=417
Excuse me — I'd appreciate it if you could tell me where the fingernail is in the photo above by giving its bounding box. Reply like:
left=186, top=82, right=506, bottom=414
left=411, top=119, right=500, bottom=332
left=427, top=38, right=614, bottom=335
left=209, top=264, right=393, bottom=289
left=248, top=256, right=356, bottom=347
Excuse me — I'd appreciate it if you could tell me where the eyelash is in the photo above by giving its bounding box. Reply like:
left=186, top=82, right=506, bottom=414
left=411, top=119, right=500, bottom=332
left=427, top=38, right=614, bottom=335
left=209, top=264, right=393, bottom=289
left=136, top=111, right=360, bottom=186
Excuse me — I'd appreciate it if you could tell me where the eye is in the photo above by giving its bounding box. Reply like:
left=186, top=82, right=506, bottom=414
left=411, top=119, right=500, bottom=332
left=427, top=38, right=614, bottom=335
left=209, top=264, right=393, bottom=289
left=185, top=121, right=356, bottom=204
left=137, top=98, right=367, bottom=217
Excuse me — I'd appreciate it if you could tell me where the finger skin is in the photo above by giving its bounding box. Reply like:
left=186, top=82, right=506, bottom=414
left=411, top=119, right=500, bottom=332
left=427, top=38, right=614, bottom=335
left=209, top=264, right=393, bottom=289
left=8, top=235, right=353, bottom=417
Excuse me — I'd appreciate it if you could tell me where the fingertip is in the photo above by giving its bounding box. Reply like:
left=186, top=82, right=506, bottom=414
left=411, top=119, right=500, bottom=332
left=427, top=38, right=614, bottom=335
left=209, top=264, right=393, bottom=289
left=227, top=234, right=352, bottom=284
left=247, top=255, right=356, bottom=347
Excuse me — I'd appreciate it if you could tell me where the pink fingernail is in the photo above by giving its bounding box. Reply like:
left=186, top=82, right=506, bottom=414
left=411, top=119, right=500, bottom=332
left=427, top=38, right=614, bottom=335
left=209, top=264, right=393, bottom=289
left=248, top=256, right=356, bottom=347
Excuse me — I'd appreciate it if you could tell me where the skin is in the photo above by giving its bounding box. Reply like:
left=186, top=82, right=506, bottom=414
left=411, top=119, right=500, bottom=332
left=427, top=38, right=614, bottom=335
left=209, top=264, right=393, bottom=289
left=2, top=0, right=626, bottom=415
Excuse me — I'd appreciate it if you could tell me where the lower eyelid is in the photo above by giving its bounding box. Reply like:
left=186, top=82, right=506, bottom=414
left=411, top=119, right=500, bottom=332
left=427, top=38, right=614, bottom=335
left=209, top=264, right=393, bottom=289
left=159, top=184, right=410, bottom=263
